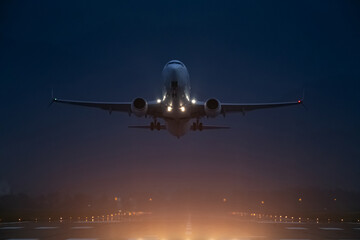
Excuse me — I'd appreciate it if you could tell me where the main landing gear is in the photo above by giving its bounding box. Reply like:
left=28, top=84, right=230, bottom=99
left=192, top=119, right=203, bottom=131
left=150, top=119, right=161, bottom=131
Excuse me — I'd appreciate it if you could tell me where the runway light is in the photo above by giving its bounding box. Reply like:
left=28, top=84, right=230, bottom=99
left=167, top=106, right=172, bottom=112
left=157, top=99, right=161, bottom=103
left=261, top=200, right=265, bottom=205
left=191, top=99, right=196, bottom=104
left=180, top=106, right=186, bottom=112
left=223, top=198, right=227, bottom=202
left=298, top=198, right=302, bottom=202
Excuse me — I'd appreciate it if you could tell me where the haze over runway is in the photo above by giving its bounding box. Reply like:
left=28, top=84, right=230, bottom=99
left=1, top=213, right=360, bottom=240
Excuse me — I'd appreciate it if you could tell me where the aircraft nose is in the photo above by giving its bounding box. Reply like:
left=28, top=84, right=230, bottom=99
left=163, top=64, right=181, bottom=81
left=168, top=66, right=178, bottom=78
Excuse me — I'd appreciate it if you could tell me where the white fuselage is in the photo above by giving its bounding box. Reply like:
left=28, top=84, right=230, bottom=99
left=161, top=60, right=192, bottom=137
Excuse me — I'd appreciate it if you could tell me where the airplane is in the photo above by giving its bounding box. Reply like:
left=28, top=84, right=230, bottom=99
left=52, top=60, right=303, bottom=138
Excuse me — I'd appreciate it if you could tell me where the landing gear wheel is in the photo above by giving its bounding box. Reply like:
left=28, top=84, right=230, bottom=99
left=150, top=122, right=155, bottom=131
left=198, top=123, right=203, bottom=131
left=156, top=122, right=161, bottom=131
left=192, top=122, right=197, bottom=131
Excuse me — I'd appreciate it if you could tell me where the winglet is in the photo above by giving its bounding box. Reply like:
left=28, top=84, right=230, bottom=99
left=301, top=88, right=305, bottom=101
left=299, top=88, right=307, bottom=110
left=48, top=89, right=56, bottom=107
left=297, top=89, right=305, bottom=104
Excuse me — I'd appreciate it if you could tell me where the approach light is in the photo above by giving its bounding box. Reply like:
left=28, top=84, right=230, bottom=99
left=167, top=106, right=172, bottom=112
left=180, top=106, right=186, bottom=112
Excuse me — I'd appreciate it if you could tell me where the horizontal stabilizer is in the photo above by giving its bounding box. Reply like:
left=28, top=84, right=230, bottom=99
left=191, top=125, right=230, bottom=131
left=128, top=125, right=166, bottom=130
left=202, top=125, right=230, bottom=130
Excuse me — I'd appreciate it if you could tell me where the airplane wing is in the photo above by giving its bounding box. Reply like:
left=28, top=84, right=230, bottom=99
left=52, top=98, right=162, bottom=116
left=222, top=100, right=303, bottom=114
left=52, top=98, right=131, bottom=112
left=191, top=99, right=303, bottom=118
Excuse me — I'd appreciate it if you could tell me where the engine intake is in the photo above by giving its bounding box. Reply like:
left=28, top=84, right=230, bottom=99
left=131, top=97, right=148, bottom=117
left=204, top=98, right=221, bottom=117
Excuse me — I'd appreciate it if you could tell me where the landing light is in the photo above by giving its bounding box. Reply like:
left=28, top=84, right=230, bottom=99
left=157, top=99, right=161, bottom=103
left=191, top=99, right=196, bottom=104
left=180, top=106, right=186, bottom=112
left=167, top=106, right=172, bottom=112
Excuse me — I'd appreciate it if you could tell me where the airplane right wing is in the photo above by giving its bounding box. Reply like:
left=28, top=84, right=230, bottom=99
left=222, top=100, right=303, bottom=114
left=190, top=99, right=303, bottom=118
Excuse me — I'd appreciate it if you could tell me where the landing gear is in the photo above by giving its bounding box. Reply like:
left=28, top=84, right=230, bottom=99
left=156, top=122, right=161, bottom=130
left=198, top=122, right=203, bottom=131
left=150, top=119, right=161, bottom=131
left=192, top=119, right=203, bottom=131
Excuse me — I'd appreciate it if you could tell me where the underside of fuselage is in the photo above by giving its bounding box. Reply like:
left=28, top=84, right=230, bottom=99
left=165, top=119, right=191, bottom=137
left=161, top=60, right=193, bottom=137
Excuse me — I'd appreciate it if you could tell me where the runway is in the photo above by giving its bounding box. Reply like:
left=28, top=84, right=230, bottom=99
left=1, top=215, right=360, bottom=240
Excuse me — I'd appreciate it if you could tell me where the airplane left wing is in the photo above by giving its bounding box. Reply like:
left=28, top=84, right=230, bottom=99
left=52, top=98, right=131, bottom=113
left=52, top=98, right=162, bottom=117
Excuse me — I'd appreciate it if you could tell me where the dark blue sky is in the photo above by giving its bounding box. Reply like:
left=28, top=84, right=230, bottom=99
left=1, top=0, right=359, bottom=195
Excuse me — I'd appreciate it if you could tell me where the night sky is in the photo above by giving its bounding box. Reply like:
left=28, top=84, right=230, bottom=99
left=1, top=1, right=360, bottom=195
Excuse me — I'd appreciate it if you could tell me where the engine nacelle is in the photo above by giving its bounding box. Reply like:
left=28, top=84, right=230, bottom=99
left=131, top=97, right=148, bottom=117
left=204, top=98, right=221, bottom=118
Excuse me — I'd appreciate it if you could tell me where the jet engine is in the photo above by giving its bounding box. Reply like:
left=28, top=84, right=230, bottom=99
left=204, top=98, right=221, bottom=117
left=131, top=97, right=148, bottom=117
